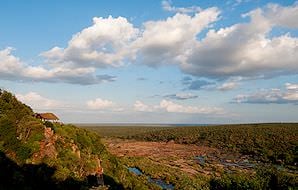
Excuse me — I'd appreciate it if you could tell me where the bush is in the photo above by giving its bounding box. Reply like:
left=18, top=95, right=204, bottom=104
left=44, top=121, right=54, bottom=130
left=210, top=173, right=262, bottom=190
left=16, top=146, right=32, bottom=161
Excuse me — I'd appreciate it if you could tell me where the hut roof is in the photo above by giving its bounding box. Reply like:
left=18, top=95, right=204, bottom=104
left=36, top=113, right=59, bottom=120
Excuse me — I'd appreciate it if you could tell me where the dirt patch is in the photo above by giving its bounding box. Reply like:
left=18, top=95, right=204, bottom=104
left=105, top=139, right=220, bottom=176
left=104, top=138, right=256, bottom=177
left=105, top=139, right=218, bottom=158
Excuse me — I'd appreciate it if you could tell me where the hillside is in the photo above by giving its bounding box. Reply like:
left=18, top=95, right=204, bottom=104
left=0, top=90, right=147, bottom=190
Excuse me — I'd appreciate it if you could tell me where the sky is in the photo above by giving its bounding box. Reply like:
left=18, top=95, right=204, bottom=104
left=0, top=0, right=298, bottom=124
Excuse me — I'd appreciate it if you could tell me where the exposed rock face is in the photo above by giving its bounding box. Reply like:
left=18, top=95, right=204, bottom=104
left=33, top=127, right=58, bottom=161
left=31, top=126, right=106, bottom=187
left=41, top=127, right=58, bottom=158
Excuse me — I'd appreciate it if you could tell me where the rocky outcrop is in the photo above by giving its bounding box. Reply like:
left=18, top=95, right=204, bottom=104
left=33, top=127, right=58, bottom=162
left=0, top=90, right=111, bottom=189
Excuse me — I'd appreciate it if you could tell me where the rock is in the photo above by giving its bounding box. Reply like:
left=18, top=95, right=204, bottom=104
left=36, top=127, right=58, bottom=160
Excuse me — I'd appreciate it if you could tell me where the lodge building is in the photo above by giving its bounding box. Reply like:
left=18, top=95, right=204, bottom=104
left=34, top=113, right=59, bottom=122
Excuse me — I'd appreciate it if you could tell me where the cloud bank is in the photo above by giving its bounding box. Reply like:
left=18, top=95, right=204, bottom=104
left=16, top=92, right=65, bottom=110
left=86, top=97, right=124, bottom=111
left=134, top=99, right=223, bottom=114
left=1, top=2, right=297, bottom=85
left=162, top=0, right=202, bottom=14
left=164, top=93, right=198, bottom=100
left=234, top=83, right=298, bottom=104
left=0, top=48, right=115, bottom=85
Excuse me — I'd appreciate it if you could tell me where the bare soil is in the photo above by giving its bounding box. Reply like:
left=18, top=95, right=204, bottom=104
left=105, top=139, right=218, bottom=158
left=104, top=138, right=255, bottom=177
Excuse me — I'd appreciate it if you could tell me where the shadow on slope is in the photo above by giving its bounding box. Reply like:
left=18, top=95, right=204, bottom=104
left=0, top=151, right=123, bottom=190
left=0, top=151, right=84, bottom=190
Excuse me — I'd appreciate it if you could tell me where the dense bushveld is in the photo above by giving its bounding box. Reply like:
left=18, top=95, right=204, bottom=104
left=128, top=124, right=298, bottom=166
left=80, top=125, right=172, bottom=138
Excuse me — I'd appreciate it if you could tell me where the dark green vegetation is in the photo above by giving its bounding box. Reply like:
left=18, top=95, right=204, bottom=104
left=120, top=156, right=298, bottom=190
left=0, top=89, right=42, bottom=162
left=129, top=124, right=298, bottom=166
left=80, top=125, right=172, bottom=138
left=209, top=166, right=297, bottom=190
left=0, top=90, right=149, bottom=190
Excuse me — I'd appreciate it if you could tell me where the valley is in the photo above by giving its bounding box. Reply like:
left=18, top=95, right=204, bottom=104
left=84, top=124, right=298, bottom=189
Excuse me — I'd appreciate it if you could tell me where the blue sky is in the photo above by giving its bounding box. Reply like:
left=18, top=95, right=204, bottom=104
left=0, top=0, right=298, bottom=123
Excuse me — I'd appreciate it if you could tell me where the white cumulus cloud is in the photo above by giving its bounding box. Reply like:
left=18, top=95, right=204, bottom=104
left=182, top=3, right=298, bottom=79
left=160, top=99, right=223, bottom=114
left=42, top=16, right=139, bottom=68
left=16, top=92, right=63, bottom=110
left=133, top=100, right=156, bottom=112
left=264, top=3, right=298, bottom=28
left=1, top=2, right=298, bottom=85
left=285, top=83, right=298, bottom=90
left=162, top=0, right=201, bottom=14
left=217, top=81, right=239, bottom=91
left=0, top=48, right=116, bottom=85
left=164, top=93, right=198, bottom=100
left=134, top=7, right=220, bottom=66
left=86, top=98, right=115, bottom=110
left=133, top=100, right=223, bottom=114
left=234, top=83, right=298, bottom=104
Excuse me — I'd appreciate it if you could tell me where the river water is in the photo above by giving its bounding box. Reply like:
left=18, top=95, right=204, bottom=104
left=128, top=167, right=174, bottom=190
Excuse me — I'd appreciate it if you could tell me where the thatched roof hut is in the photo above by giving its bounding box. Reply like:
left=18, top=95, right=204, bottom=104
left=35, top=113, right=59, bottom=121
